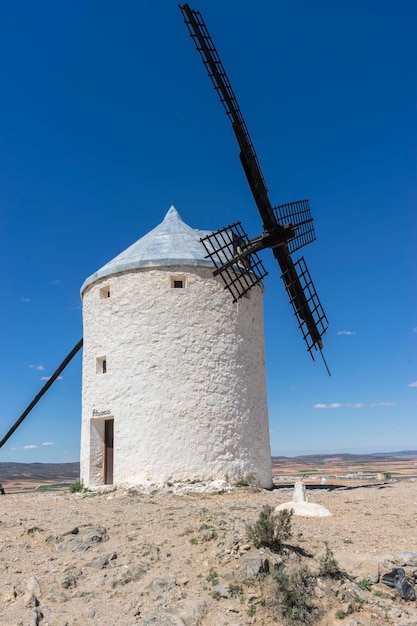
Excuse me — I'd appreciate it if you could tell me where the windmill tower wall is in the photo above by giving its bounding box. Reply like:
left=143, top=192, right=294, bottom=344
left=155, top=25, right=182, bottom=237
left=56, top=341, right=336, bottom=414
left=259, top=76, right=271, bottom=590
left=80, top=207, right=272, bottom=489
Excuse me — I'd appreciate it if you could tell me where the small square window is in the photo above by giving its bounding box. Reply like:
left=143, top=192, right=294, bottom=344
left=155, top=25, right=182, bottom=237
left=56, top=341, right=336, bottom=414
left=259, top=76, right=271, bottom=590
left=96, top=357, right=107, bottom=374
left=100, top=286, right=111, bottom=299
left=171, top=276, right=186, bottom=289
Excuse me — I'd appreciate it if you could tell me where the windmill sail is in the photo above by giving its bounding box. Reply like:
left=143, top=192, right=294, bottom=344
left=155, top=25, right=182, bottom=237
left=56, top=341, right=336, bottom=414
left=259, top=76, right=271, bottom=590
left=0, top=339, right=83, bottom=450
left=273, top=199, right=316, bottom=255
left=179, top=3, right=329, bottom=366
left=200, top=222, right=268, bottom=302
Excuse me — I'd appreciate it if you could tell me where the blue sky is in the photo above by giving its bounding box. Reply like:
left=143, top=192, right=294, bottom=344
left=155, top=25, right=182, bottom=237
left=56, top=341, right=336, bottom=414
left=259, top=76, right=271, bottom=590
left=1, top=0, right=416, bottom=463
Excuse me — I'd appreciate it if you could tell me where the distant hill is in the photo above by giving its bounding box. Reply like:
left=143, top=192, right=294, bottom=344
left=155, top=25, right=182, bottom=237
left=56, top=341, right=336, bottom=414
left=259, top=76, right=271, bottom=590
left=1, top=452, right=416, bottom=483
left=370, top=451, right=417, bottom=457
left=272, top=452, right=417, bottom=465
left=0, top=462, right=80, bottom=482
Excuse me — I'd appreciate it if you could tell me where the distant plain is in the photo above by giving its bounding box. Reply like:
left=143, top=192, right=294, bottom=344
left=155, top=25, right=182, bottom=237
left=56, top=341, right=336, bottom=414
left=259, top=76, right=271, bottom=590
left=1, top=453, right=416, bottom=493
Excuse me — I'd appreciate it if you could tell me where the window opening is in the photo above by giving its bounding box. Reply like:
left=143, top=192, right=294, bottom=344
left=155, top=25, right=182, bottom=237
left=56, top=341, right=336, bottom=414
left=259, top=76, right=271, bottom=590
left=100, top=286, right=111, bottom=299
left=96, top=356, right=107, bottom=374
left=171, top=276, right=186, bottom=289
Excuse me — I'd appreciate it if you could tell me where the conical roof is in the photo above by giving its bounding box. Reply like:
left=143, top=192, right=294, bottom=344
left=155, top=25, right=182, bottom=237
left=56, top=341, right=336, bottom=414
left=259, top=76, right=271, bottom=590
left=81, top=206, right=214, bottom=294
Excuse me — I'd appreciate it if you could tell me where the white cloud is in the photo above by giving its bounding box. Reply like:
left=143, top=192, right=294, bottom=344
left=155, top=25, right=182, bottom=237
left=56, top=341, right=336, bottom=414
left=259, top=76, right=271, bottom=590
left=40, top=375, right=63, bottom=381
left=315, top=401, right=397, bottom=409
left=314, top=403, right=341, bottom=409
left=20, top=297, right=31, bottom=302
left=412, top=327, right=417, bottom=333
left=336, top=330, right=356, bottom=336
left=409, top=381, right=417, bottom=388
left=29, top=364, right=45, bottom=371
left=51, top=279, right=60, bottom=285
left=22, top=444, right=38, bottom=449
left=314, top=402, right=362, bottom=409
left=371, top=402, right=396, bottom=407
left=42, top=441, right=54, bottom=446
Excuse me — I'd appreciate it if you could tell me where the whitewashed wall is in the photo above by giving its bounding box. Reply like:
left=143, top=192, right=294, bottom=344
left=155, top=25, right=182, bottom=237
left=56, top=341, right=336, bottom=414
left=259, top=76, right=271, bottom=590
left=81, top=265, right=272, bottom=488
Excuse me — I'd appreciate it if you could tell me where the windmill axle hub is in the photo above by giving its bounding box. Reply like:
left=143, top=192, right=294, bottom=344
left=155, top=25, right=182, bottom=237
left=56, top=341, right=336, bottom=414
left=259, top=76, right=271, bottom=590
left=243, top=224, right=296, bottom=257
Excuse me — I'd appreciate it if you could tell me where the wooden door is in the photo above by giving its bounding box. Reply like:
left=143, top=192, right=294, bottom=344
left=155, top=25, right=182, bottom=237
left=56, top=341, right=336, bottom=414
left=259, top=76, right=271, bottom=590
left=104, top=419, right=114, bottom=484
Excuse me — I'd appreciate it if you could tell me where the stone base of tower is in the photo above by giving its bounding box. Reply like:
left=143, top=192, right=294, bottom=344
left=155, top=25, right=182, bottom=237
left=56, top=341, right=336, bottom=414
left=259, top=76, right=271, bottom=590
left=80, top=411, right=273, bottom=490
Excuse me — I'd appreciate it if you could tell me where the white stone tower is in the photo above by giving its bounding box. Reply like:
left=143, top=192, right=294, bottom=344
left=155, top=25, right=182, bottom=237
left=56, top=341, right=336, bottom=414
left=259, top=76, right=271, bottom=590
left=80, top=206, right=272, bottom=489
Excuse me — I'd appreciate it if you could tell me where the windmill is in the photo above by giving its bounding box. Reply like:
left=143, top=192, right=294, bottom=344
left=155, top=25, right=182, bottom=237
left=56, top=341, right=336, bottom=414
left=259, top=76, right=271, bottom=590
left=179, top=3, right=329, bottom=373
left=0, top=5, right=329, bottom=485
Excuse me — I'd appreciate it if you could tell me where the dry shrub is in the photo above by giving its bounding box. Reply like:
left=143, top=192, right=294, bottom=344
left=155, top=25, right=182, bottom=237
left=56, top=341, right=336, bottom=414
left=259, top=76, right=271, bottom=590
left=246, top=506, right=293, bottom=552
left=319, top=542, right=346, bottom=579
left=272, top=566, right=321, bottom=624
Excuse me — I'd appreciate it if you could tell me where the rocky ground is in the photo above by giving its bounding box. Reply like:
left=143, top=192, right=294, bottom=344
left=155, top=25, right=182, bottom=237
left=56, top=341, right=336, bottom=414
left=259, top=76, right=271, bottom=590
left=1, top=480, right=417, bottom=625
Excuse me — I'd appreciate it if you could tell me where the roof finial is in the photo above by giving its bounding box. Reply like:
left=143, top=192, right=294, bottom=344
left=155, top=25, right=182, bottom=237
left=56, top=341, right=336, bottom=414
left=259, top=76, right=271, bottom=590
left=163, top=205, right=182, bottom=222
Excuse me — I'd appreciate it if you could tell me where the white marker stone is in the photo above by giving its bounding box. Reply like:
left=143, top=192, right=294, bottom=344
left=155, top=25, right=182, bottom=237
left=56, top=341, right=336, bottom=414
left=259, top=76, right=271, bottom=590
left=276, top=480, right=332, bottom=517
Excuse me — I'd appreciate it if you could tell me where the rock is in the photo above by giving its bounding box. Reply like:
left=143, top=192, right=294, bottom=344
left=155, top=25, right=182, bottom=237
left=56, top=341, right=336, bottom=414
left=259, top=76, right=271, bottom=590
left=27, top=526, right=43, bottom=536
left=26, top=575, right=42, bottom=597
left=235, top=550, right=280, bottom=580
left=24, top=592, right=40, bottom=608
left=108, top=563, right=147, bottom=588
left=107, top=575, right=119, bottom=589
left=315, top=577, right=333, bottom=598
left=225, top=534, right=240, bottom=551
left=62, top=527, right=79, bottom=536
left=46, top=525, right=109, bottom=553
left=56, top=573, right=77, bottom=589
left=400, top=552, right=417, bottom=567
left=131, top=563, right=148, bottom=581
left=30, top=607, right=43, bottom=626
left=356, top=560, right=380, bottom=583
left=90, top=555, right=109, bottom=569
left=212, top=582, right=229, bottom=598
left=346, top=581, right=369, bottom=603
left=138, top=543, right=159, bottom=562
left=204, top=480, right=232, bottom=493
left=382, top=567, right=416, bottom=600
left=139, top=598, right=207, bottom=626
left=45, top=587, right=68, bottom=603
left=341, top=601, right=352, bottom=615
left=144, top=576, right=178, bottom=601
left=380, top=554, right=397, bottom=568
left=2, top=585, right=17, bottom=603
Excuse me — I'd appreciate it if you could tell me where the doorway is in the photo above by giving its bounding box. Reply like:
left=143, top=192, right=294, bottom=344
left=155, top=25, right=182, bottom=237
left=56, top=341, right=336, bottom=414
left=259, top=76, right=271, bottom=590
left=104, top=419, right=114, bottom=484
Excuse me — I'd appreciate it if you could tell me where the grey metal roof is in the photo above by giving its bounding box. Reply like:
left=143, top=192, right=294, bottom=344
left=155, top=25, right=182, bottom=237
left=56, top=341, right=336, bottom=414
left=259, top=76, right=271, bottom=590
left=81, top=206, right=214, bottom=294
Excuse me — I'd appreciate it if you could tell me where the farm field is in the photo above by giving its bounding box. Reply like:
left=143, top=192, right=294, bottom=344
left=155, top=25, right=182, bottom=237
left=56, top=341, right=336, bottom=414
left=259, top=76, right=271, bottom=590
left=1, top=454, right=417, bottom=493
left=271, top=453, right=417, bottom=485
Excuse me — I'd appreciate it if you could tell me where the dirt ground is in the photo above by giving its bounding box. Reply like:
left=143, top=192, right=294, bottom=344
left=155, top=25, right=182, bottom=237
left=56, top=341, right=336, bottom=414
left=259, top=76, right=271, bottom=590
left=1, top=480, right=417, bottom=625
